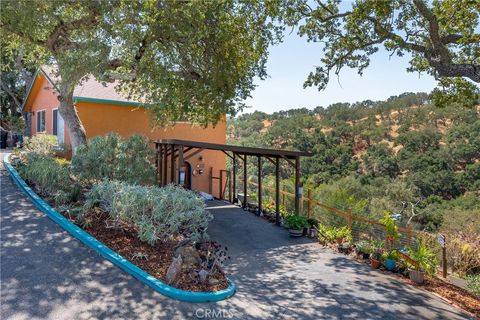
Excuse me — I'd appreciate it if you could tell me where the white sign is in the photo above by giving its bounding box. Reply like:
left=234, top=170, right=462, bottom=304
left=437, top=234, right=446, bottom=248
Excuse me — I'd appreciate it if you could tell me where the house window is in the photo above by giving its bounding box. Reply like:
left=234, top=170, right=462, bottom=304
left=36, top=110, right=46, bottom=132
left=53, top=109, right=58, bottom=135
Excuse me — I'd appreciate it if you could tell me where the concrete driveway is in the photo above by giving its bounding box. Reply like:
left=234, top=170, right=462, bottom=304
left=0, top=151, right=472, bottom=319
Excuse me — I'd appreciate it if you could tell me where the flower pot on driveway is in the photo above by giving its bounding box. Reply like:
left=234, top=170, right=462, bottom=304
left=289, top=229, right=303, bottom=237
left=409, top=269, right=425, bottom=284
left=370, top=259, right=381, bottom=269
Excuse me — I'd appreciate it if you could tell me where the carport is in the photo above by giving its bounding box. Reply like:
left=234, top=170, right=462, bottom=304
left=154, top=139, right=312, bottom=221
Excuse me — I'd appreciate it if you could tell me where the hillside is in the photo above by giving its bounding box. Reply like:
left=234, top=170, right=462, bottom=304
left=228, top=93, right=480, bottom=233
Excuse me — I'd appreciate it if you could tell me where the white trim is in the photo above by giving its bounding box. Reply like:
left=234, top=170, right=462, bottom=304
left=36, top=109, right=47, bottom=133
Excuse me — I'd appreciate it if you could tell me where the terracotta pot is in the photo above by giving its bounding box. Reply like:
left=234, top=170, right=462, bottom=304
left=409, top=269, right=425, bottom=284
left=370, top=259, right=381, bottom=269
left=289, top=229, right=303, bottom=237
left=336, top=237, right=343, bottom=245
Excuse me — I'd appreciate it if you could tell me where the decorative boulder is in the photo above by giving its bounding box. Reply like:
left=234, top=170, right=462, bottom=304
left=166, top=255, right=183, bottom=285
left=175, top=245, right=201, bottom=268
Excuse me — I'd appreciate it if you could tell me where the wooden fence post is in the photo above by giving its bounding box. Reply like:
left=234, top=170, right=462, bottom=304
left=347, top=208, right=353, bottom=230
left=282, top=185, right=286, bottom=208
left=406, top=225, right=412, bottom=248
left=307, top=189, right=312, bottom=218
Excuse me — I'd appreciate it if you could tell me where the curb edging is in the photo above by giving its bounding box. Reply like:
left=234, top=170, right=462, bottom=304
left=3, top=154, right=236, bottom=303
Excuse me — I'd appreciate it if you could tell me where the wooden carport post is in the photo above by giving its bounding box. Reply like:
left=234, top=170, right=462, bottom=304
left=232, top=153, right=237, bottom=203
left=157, top=144, right=163, bottom=186
left=178, top=145, right=184, bottom=187
left=170, top=144, right=175, bottom=183
left=163, top=143, right=168, bottom=185
left=294, top=156, right=301, bottom=215
left=257, top=156, right=262, bottom=213
left=243, top=154, right=247, bottom=209
left=275, top=157, right=280, bottom=225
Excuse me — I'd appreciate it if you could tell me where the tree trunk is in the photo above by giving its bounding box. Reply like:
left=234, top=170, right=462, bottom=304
left=58, top=87, right=87, bottom=153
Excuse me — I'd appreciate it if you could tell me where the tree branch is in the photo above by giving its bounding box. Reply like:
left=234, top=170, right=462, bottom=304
left=0, top=79, right=23, bottom=111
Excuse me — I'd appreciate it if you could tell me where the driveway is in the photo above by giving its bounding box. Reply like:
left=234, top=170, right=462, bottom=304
left=0, top=151, right=472, bottom=319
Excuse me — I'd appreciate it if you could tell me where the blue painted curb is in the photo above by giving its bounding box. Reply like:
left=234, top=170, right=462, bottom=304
left=3, top=154, right=236, bottom=302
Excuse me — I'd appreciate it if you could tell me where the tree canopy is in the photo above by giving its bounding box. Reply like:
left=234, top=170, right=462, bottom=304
left=1, top=0, right=280, bottom=149
left=280, top=0, right=479, bottom=91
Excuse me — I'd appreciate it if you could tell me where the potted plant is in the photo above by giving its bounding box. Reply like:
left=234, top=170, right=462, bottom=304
left=356, top=240, right=373, bottom=259
left=307, top=218, right=319, bottom=238
left=382, top=250, right=398, bottom=271
left=379, top=211, right=400, bottom=249
left=284, top=215, right=308, bottom=237
left=369, top=240, right=385, bottom=269
left=408, top=242, right=437, bottom=284
left=336, top=226, right=352, bottom=246
left=338, top=242, right=354, bottom=254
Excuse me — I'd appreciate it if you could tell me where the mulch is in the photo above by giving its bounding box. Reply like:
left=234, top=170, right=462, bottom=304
left=74, top=210, right=229, bottom=292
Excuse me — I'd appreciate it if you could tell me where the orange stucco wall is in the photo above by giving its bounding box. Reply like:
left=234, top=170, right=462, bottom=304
left=26, top=74, right=226, bottom=197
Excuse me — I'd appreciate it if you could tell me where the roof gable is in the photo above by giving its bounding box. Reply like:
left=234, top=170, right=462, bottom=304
left=22, top=66, right=142, bottom=111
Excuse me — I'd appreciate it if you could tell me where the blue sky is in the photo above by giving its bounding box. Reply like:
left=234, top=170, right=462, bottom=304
left=243, top=28, right=438, bottom=114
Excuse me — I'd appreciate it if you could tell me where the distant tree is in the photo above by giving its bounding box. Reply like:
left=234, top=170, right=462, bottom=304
left=396, top=128, right=441, bottom=153
left=361, top=143, right=399, bottom=178
left=280, top=0, right=479, bottom=91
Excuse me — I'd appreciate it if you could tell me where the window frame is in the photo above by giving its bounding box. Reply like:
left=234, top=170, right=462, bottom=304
left=36, top=109, right=46, bottom=133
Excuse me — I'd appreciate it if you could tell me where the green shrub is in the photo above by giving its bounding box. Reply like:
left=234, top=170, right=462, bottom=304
left=23, top=134, right=60, bottom=156
left=84, top=181, right=212, bottom=244
left=408, top=241, right=438, bottom=275
left=72, top=133, right=155, bottom=185
left=284, top=215, right=308, bottom=230
left=466, top=274, right=480, bottom=296
left=356, top=240, right=374, bottom=255
left=17, top=153, right=77, bottom=203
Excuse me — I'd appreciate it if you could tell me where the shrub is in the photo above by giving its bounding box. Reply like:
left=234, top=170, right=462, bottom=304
left=408, top=241, right=438, bottom=275
left=466, top=274, right=480, bottom=296
left=84, top=181, right=212, bottom=244
left=284, top=215, right=308, bottom=230
left=17, top=153, right=78, bottom=203
left=317, top=224, right=352, bottom=244
left=23, top=134, right=60, bottom=156
left=72, top=133, right=156, bottom=185
left=379, top=211, right=400, bottom=248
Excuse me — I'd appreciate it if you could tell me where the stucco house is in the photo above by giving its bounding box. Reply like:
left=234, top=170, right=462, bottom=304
left=22, top=66, right=226, bottom=197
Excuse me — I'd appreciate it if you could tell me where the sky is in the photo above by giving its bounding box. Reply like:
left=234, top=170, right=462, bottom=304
left=243, top=28, right=438, bottom=114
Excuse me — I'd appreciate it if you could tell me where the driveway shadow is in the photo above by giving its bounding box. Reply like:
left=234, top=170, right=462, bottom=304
left=0, top=164, right=472, bottom=320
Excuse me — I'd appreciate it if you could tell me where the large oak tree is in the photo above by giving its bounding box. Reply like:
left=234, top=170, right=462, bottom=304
left=1, top=0, right=279, bottom=151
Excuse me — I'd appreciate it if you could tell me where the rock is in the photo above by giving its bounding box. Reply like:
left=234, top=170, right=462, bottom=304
left=175, top=245, right=201, bottom=268
left=198, top=269, right=209, bottom=284
left=208, top=278, right=220, bottom=286
left=166, top=255, right=183, bottom=285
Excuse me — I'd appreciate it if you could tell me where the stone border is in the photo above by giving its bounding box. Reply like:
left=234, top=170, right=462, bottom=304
left=3, top=154, right=236, bottom=302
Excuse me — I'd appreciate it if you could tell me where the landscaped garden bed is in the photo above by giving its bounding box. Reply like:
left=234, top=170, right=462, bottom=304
left=8, top=133, right=233, bottom=298
left=68, top=209, right=229, bottom=292
left=313, top=217, right=480, bottom=318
